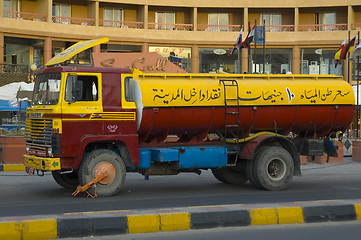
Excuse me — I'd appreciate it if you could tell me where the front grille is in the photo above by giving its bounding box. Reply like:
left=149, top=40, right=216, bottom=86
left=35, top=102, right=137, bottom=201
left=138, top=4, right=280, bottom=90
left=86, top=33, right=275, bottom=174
left=25, top=118, right=52, bottom=146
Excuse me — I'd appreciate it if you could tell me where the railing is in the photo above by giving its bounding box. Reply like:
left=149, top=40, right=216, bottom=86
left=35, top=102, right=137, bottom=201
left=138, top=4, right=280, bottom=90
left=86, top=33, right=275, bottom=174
left=197, top=24, right=241, bottom=32
left=100, top=20, right=144, bottom=29
left=3, top=10, right=47, bottom=22
left=52, top=16, right=95, bottom=26
left=263, top=25, right=294, bottom=32
left=148, top=23, right=194, bottom=31
left=0, top=64, right=29, bottom=74
left=298, top=23, right=347, bottom=32
left=351, top=23, right=361, bottom=30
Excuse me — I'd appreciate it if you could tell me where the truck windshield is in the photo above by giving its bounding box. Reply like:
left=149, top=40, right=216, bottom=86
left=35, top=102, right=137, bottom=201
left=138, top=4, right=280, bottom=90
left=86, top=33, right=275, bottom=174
left=32, top=72, right=61, bottom=105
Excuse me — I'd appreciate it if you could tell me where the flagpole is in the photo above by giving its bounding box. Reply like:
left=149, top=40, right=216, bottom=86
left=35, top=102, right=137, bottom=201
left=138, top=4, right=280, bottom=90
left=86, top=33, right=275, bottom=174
left=237, top=26, right=242, bottom=74
left=347, top=31, right=351, bottom=83
left=357, top=31, right=360, bottom=139
left=263, top=19, right=266, bottom=74
left=254, top=20, right=257, bottom=73
left=248, top=21, right=251, bottom=73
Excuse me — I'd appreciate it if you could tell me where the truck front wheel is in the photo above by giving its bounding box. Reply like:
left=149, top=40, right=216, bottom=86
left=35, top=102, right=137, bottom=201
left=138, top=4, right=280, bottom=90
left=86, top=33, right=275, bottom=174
left=251, top=146, right=294, bottom=191
left=78, top=149, right=126, bottom=197
left=52, top=170, right=79, bottom=189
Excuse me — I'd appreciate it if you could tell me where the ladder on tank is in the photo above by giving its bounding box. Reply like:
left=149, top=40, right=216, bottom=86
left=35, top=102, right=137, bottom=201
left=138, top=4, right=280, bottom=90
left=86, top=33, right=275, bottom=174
left=219, top=79, right=241, bottom=166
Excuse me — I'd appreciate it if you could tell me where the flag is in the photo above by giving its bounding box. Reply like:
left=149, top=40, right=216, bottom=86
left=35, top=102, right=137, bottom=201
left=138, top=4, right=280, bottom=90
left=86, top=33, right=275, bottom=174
left=345, top=36, right=356, bottom=55
left=350, top=42, right=361, bottom=59
left=334, top=37, right=347, bottom=68
left=242, top=26, right=255, bottom=49
left=255, top=26, right=265, bottom=45
left=229, top=29, right=243, bottom=56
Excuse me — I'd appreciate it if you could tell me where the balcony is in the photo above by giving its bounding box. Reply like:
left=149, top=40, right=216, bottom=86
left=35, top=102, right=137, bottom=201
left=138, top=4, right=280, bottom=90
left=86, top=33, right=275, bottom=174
left=351, top=23, right=361, bottom=30
left=148, top=23, right=194, bottom=31
left=197, top=24, right=241, bottom=32
left=298, top=23, right=347, bottom=32
left=3, top=10, right=47, bottom=22
left=264, top=25, right=295, bottom=32
left=0, top=64, right=29, bottom=74
left=52, top=16, right=95, bottom=26
left=100, top=20, right=144, bottom=29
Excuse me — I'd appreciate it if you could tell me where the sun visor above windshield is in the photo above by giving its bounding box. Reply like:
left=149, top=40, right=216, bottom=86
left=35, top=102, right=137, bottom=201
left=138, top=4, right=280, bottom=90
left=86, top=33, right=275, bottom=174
left=45, top=37, right=109, bottom=66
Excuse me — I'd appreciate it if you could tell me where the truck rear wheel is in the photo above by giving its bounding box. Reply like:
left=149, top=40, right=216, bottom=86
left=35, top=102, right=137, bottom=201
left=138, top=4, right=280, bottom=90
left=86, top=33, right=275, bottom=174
left=78, top=149, right=126, bottom=197
left=211, top=162, right=248, bottom=185
left=52, top=170, right=79, bottom=189
left=251, top=146, right=294, bottom=191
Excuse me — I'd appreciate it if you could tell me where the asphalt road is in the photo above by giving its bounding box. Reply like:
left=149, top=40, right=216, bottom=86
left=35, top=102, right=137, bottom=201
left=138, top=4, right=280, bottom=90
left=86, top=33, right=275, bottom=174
left=70, top=221, right=361, bottom=240
left=1, top=157, right=361, bottom=218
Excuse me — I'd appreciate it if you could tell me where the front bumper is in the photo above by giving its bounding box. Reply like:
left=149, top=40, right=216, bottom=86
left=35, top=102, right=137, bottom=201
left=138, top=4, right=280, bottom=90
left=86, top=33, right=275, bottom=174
left=23, top=154, right=61, bottom=171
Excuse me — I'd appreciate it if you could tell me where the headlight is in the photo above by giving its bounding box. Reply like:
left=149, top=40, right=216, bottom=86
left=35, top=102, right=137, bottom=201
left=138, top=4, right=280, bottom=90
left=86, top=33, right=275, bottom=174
left=48, top=147, right=53, bottom=157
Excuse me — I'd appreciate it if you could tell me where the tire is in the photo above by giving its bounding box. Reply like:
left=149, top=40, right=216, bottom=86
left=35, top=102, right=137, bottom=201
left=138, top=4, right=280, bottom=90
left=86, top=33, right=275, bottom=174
left=246, top=147, right=267, bottom=187
left=211, top=161, right=248, bottom=185
left=52, top=170, right=79, bottom=189
left=252, top=146, right=294, bottom=191
left=78, top=149, right=126, bottom=197
left=211, top=168, right=229, bottom=183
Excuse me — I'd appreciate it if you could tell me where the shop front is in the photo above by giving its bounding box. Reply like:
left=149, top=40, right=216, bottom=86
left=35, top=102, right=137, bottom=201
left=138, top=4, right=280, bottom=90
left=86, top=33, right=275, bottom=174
left=149, top=46, right=192, bottom=73
left=300, top=48, right=342, bottom=75
left=249, top=48, right=292, bottom=74
left=199, top=48, right=238, bottom=73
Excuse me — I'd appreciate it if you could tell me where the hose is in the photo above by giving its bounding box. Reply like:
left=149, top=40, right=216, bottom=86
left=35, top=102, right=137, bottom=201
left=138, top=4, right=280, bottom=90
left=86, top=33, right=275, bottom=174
left=224, top=131, right=287, bottom=143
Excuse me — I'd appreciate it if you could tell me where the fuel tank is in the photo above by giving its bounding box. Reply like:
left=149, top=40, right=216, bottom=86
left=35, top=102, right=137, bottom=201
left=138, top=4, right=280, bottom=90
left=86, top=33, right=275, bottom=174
left=126, top=71, right=355, bottom=143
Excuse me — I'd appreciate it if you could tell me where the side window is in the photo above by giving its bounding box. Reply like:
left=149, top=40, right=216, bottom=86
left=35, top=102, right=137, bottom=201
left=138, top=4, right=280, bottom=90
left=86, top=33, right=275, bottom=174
left=78, top=75, right=98, bottom=101
left=65, top=75, right=98, bottom=102
left=125, top=77, right=135, bottom=102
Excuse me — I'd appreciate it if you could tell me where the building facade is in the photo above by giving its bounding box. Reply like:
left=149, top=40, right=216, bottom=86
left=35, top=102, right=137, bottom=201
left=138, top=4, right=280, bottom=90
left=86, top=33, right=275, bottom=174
left=1, top=0, right=361, bottom=81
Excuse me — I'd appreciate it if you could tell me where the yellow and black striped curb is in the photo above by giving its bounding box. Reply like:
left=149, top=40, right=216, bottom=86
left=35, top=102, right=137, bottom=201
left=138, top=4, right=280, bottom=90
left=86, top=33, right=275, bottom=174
left=1, top=200, right=361, bottom=239
left=0, top=164, right=26, bottom=172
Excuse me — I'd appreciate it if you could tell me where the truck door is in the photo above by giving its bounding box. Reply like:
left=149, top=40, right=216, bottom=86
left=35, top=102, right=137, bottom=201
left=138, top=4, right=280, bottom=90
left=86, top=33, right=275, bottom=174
left=61, top=73, right=103, bottom=157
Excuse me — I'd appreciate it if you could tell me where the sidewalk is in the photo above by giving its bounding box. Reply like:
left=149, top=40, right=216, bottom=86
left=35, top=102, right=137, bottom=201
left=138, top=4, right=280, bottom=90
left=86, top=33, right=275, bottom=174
left=0, top=198, right=360, bottom=239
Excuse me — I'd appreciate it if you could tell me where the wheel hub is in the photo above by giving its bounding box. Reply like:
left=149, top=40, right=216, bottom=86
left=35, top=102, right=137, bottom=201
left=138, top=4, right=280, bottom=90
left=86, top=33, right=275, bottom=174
left=267, top=158, right=286, bottom=181
left=94, top=162, right=116, bottom=184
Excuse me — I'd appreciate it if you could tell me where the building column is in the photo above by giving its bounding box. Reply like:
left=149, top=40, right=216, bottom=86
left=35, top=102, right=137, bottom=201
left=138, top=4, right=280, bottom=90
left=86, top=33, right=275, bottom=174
left=243, top=7, right=248, bottom=32
left=144, top=4, right=148, bottom=30
left=88, top=1, right=99, bottom=26
left=292, top=45, right=300, bottom=74
left=348, top=6, right=354, bottom=32
left=241, top=48, right=248, bottom=73
left=93, top=44, right=100, bottom=54
left=0, top=33, right=4, bottom=64
left=193, top=7, right=197, bottom=31
left=0, top=0, right=3, bottom=20
left=294, top=7, right=299, bottom=32
left=142, top=42, right=149, bottom=53
left=44, top=37, right=52, bottom=65
left=191, top=45, right=199, bottom=73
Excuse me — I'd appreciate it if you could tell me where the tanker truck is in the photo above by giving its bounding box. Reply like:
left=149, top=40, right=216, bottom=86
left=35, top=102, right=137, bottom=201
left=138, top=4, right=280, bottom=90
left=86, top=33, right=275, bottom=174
left=23, top=38, right=355, bottom=197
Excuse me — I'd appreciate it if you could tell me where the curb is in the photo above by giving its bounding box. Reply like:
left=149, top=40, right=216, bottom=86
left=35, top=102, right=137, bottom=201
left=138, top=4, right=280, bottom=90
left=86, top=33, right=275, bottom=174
left=0, top=164, right=25, bottom=172
left=1, top=200, right=361, bottom=239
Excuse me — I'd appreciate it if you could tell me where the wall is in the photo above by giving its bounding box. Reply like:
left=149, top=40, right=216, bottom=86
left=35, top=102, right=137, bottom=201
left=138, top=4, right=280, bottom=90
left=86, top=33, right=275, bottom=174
left=72, top=5, right=88, bottom=19
left=21, top=0, right=35, bottom=13
left=197, top=12, right=208, bottom=25
left=299, top=13, right=315, bottom=25
left=125, top=9, right=137, bottom=22
left=176, top=12, right=184, bottom=24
